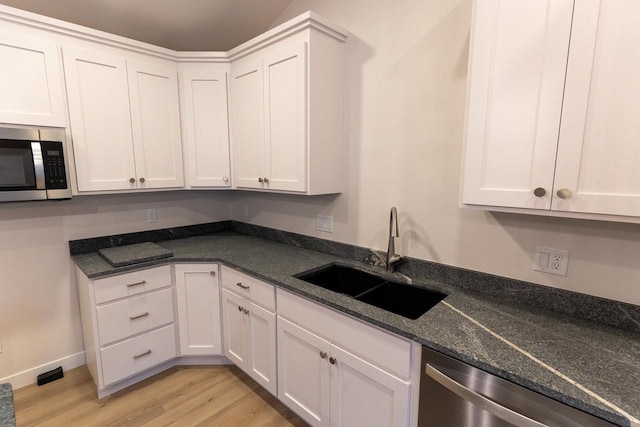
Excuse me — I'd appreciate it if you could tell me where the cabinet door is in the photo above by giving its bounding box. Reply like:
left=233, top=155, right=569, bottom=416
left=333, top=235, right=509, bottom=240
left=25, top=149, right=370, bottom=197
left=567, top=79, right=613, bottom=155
left=461, top=0, right=573, bottom=209
left=247, top=302, right=277, bottom=395
left=231, top=54, right=265, bottom=189
left=175, top=264, right=222, bottom=356
left=128, top=60, right=184, bottom=189
left=330, top=344, right=411, bottom=427
left=277, top=317, right=331, bottom=427
left=554, top=0, right=640, bottom=217
left=221, top=288, right=247, bottom=369
left=63, top=47, right=137, bottom=192
left=0, top=32, right=65, bottom=127
left=263, top=42, right=308, bottom=192
left=180, top=67, right=231, bottom=188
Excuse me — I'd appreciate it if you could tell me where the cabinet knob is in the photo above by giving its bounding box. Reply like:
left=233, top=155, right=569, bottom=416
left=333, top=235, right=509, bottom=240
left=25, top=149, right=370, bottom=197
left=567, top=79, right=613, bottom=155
left=533, top=187, right=546, bottom=197
left=556, top=188, right=572, bottom=199
left=129, top=177, right=135, bottom=183
left=238, top=306, right=244, bottom=312
left=329, top=357, right=337, bottom=365
left=210, top=271, right=216, bottom=276
left=139, top=177, right=145, bottom=183
left=263, top=177, right=269, bottom=184
left=320, top=351, right=327, bottom=359
left=258, top=178, right=264, bottom=183
left=223, top=176, right=229, bottom=182
left=243, top=308, right=250, bottom=315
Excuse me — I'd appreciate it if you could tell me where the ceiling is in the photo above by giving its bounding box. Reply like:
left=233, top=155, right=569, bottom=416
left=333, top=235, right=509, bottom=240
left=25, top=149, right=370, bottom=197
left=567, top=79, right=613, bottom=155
left=0, top=0, right=294, bottom=51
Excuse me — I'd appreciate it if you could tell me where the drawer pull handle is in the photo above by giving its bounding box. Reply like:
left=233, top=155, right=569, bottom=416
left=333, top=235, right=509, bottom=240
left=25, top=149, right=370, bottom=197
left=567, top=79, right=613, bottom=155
left=133, top=349, right=152, bottom=360
left=126, top=280, right=147, bottom=288
left=236, top=282, right=250, bottom=290
left=129, top=312, right=149, bottom=320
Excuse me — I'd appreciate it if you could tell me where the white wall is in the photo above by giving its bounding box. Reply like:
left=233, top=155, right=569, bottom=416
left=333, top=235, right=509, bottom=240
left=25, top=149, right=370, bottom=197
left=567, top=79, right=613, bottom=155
left=0, top=191, right=231, bottom=385
left=231, top=0, right=640, bottom=306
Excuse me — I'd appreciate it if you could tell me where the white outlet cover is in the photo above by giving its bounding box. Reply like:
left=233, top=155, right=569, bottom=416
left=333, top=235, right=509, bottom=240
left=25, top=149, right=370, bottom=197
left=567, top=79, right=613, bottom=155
left=534, top=246, right=569, bottom=276
left=147, top=208, right=157, bottom=223
left=316, top=215, right=333, bottom=233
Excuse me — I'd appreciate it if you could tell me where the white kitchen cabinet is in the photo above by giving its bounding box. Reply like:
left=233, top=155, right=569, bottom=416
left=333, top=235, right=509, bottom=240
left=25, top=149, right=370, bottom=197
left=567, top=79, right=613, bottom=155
left=277, top=289, right=416, bottom=427
left=75, top=265, right=178, bottom=398
left=179, top=64, right=232, bottom=188
left=174, top=264, right=222, bottom=356
left=63, top=47, right=183, bottom=192
left=462, top=0, right=640, bottom=221
left=229, top=13, right=347, bottom=195
left=220, top=266, right=277, bottom=395
left=0, top=32, right=66, bottom=127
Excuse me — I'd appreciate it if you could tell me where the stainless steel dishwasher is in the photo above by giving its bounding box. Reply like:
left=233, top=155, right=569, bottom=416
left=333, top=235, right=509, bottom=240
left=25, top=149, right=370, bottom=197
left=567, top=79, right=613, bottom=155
left=418, top=347, right=617, bottom=427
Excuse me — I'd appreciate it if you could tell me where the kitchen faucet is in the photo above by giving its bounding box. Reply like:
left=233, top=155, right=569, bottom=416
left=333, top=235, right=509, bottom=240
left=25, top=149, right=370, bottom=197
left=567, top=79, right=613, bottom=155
left=386, top=207, right=402, bottom=272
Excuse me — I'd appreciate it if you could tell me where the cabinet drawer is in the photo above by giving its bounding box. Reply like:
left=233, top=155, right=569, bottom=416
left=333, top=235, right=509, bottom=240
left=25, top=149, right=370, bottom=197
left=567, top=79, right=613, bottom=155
left=277, top=289, right=413, bottom=380
left=96, top=288, right=174, bottom=345
left=94, top=265, right=171, bottom=304
left=100, top=324, right=176, bottom=386
left=221, top=266, right=276, bottom=310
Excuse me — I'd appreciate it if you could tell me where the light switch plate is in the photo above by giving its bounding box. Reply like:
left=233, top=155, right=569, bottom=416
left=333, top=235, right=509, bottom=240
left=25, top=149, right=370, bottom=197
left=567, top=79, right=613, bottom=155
left=534, top=246, right=569, bottom=276
left=316, top=215, right=333, bottom=233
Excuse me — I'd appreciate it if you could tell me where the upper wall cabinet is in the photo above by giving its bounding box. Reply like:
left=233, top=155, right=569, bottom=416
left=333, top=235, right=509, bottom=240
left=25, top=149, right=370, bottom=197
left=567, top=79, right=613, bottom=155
left=0, top=32, right=66, bottom=127
left=179, top=64, right=232, bottom=188
left=63, top=47, right=184, bottom=192
left=461, top=0, right=640, bottom=222
left=229, top=13, right=347, bottom=195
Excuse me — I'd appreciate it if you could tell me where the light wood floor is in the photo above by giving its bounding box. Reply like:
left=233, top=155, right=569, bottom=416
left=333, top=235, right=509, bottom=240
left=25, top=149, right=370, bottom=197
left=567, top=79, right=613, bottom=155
left=13, top=365, right=309, bottom=426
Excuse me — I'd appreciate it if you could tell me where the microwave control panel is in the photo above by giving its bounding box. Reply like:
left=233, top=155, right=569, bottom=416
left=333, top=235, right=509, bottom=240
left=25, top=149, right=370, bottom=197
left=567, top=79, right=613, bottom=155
left=41, top=142, right=68, bottom=189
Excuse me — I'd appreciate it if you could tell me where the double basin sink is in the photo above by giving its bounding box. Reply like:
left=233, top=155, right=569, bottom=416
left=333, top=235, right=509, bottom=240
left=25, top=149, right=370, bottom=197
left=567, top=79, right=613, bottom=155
left=295, top=264, right=446, bottom=319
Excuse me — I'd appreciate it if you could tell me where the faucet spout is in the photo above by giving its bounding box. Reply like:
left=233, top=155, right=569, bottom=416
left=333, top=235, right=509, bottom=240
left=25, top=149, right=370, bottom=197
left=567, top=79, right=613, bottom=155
left=386, top=207, right=402, bottom=272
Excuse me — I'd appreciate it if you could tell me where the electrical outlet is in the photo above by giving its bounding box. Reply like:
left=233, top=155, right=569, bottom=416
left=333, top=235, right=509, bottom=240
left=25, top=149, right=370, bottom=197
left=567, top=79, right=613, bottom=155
left=316, top=215, right=333, bottom=233
left=242, top=204, right=249, bottom=218
left=533, top=246, right=569, bottom=276
left=146, top=208, right=157, bottom=223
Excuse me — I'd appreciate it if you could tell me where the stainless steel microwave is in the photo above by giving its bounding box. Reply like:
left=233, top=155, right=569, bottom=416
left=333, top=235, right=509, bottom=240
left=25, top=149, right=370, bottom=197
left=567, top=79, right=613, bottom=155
left=0, top=127, right=72, bottom=202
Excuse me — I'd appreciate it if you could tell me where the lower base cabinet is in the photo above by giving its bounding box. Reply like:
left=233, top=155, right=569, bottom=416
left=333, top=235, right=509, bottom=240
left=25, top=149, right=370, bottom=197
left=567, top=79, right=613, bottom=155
left=220, top=266, right=277, bottom=396
left=277, top=289, right=417, bottom=427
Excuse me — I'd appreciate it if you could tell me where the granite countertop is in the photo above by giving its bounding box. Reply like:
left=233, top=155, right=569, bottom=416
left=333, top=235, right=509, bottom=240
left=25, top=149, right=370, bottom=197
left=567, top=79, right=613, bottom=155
left=72, top=231, right=640, bottom=427
left=0, top=383, right=16, bottom=427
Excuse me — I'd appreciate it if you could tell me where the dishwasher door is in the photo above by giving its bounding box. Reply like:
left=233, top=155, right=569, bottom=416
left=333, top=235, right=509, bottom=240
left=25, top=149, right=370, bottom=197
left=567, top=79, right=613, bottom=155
left=418, top=347, right=617, bottom=427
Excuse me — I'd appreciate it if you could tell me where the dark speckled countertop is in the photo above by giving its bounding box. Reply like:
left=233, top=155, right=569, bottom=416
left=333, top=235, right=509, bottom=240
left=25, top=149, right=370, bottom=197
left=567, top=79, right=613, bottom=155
left=72, top=231, right=640, bottom=427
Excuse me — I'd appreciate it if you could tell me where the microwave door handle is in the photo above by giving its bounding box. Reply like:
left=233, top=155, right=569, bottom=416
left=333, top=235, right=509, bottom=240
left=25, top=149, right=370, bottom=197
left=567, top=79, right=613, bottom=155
left=425, top=364, right=548, bottom=427
left=30, top=142, right=46, bottom=190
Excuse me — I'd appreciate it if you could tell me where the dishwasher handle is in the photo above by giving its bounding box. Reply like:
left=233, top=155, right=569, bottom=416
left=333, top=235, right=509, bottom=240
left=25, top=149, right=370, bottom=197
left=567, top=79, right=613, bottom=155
left=426, top=364, right=548, bottom=427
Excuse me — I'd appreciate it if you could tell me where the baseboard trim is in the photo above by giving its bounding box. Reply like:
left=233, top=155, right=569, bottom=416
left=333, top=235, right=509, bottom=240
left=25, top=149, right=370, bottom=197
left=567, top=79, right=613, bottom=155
left=0, top=351, right=86, bottom=390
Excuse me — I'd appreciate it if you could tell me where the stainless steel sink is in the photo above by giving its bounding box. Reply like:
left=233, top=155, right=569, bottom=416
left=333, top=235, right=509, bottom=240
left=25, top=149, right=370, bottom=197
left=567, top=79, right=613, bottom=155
left=295, top=263, right=447, bottom=319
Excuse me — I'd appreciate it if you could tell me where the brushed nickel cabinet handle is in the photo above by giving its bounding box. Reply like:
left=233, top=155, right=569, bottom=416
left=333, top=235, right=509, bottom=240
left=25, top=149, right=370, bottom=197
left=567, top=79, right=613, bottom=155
left=129, top=177, right=135, bottom=183
left=133, top=349, right=152, bottom=360
left=533, top=187, right=546, bottom=197
left=329, top=357, right=336, bottom=365
left=556, top=188, right=572, bottom=199
left=139, top=177, right=145, bottom=183
left=320, top=351, right=327, bottom=359
left=126, top=280, right=146, bottom=288
left=129, top=312, right=149, bottom=320
left=236, top=282, right=250, bottom=290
